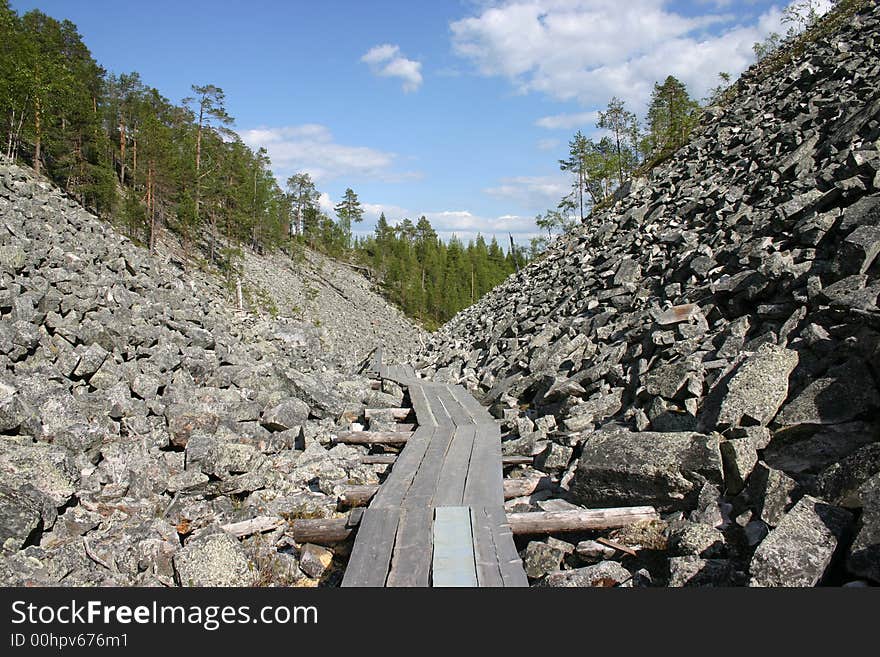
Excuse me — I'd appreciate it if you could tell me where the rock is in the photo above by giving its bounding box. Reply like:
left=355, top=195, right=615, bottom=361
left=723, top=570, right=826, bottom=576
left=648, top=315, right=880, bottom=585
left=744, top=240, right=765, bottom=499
left=749, top=495, right=852, bottom=587
left=668, top=557, right=734, bottom=587
left=669, top=521, right=726, bottom=557
left=523, top=540, right=566, bottom=579
left=570, top=429, right=723, bottom=511
left=720, top=438, right=758, bottom=495
left=764, top=422, right=877, bottom=475
left=743, top=462, right=800, bottom=526
left=0, top=486, right=42, bottom=552
left=710, top=344, right=799, bottom=430
left=841, top=225, right=880, bottom=275
left=0, top=439, right=77, bottom=507
left=542, top=561, right=632, bottom=587
left=261, top=398, right=310, bottom=431
left=846, top=472, right=880, bottom=583
left=0, top=381, right=27, bottom=432
left=298, top=543, right=334, bottom=579
left=575, top=540, right=617, bottom=562
left=774, top=360, right=880, bottom=427
left=173, top=530, right=256, bottom=587
left=534, top=443, right=573, bottom=473
left=814, top=443, right=880, bottom=506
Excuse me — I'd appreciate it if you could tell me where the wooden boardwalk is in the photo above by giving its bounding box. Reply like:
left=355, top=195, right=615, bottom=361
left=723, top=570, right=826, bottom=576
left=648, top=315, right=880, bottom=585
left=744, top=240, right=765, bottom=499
left=342, top=347, right=528, bottom=587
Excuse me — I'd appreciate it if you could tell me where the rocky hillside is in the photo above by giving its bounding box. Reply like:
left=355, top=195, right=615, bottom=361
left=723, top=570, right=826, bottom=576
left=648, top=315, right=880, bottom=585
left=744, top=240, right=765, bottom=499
left=419, top=2, right=880, bottom=586
left=0, top=157, right=419, bottom=586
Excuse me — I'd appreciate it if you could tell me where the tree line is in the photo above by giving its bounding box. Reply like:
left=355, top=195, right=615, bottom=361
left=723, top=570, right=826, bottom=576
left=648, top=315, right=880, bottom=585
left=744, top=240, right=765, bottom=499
left=0, top=1, right=522, bottom=327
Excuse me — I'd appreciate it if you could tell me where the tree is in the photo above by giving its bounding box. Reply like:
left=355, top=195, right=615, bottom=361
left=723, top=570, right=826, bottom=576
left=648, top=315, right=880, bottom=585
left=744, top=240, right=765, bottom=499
left=644, top=76, right=700, bottom=159
left=183, top=84, right=232, bottom=227
left=334, top=187, right=364, bottom=250
left=285, top=172, right=319, bottom=242
left=597, top=97, right=639, bottom=186
left=559, top=131, right=590, bottom=223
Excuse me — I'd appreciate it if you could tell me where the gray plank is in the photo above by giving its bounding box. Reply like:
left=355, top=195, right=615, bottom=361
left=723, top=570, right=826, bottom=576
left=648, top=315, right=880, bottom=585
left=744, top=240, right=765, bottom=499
left=435, top=385, right=471, bottom=428
left=341, top=507, right=401, bottom=587
left=433, top=425, right=477, bottom=507
left=424, top=383, right=454, bottom=429
left=484, top=504, right=528, bottom=587
left=371, top=426, right=434, bottom=509
left=469, top=506, right=504, bottom=587
left=403, top=425, right=455, bottom=506
left=448, top=384, right=490, bottom=423
left=463, top=421, right=504, bottom=508
left=408, top=383, right=437, bottom=427
left=432, top=507, right=478, bottom=587
left=386, top=505, right=434, bottom=587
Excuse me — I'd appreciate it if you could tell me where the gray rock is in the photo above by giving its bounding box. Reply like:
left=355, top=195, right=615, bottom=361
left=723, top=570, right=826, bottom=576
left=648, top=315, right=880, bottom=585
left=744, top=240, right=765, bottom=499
left=524, top=540, right=567, bottom=579
left=174, top=530, right=256, bottom=587
left=743, top=462, right=800, bottom=526
left=749, top=495, right=851, bottom=587
left=542, top=561, right=632, bottom=587
left=575, top=540, right=617, bottom=562
left=774, top=360, right=880, bottom=427
left=261, top=398, right=310, bottom=431
left=841, top=225, right=880, bottom=275
left=669, top=521, right=726, bottom=557
left=668, top=556, right=734, bottom=587
left=711, top=344, right=799, bottom=430
left=570, top=429, right=723, bottom=511
left=0, top=486, right=42, bottom=552
left=846, top=472, right=880, bottom=583
left=721, top=438, right=758, bottom=495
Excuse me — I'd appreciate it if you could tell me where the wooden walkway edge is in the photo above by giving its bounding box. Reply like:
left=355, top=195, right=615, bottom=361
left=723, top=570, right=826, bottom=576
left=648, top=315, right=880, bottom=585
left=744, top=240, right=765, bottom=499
left=342, top=347, right=528, bottom=587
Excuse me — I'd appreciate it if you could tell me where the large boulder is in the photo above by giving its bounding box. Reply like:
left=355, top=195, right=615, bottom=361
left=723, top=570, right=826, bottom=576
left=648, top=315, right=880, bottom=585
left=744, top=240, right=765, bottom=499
left=570, top=429, right=723, bottom=511
left=705, top=344, right=799, bottom=430
left=846, top=472, right=880, bottom=583
left=749, top=495, right=852, bottom=587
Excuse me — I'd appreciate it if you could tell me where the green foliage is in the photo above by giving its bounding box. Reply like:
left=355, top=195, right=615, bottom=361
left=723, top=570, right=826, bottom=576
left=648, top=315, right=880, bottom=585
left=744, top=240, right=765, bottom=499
left=643, top=75, right=701, bottom=159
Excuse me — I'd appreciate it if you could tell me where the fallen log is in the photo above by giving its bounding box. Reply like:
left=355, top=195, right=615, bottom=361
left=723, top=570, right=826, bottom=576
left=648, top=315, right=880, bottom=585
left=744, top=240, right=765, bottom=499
left=337, top=485, right=380, bottom=507
left=506, top=507, right=660, bottom=535
left=360, top=454, right=398, bottom=464
left=291, top=505, right=659, bottom=545
left=290, top=513, right=360, bottom=544
left=364, top=407, right=411, bottom=420
left=222, top=516, right=285, bottom=538
left=502, top=455, right=534, bottom=466
left=333, top=431, right=412, bottom=445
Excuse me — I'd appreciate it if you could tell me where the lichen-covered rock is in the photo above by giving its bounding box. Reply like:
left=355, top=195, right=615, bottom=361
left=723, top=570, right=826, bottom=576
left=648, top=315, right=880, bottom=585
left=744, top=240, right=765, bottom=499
left=542, top=561, right=632, bottom=587
left=173, top=530, right=255, bottom=587
left=523, top=540, right=566, bottom=579
left=749, top=496, right=852, bottom=587
left=846, top=473, right=880, bottom=583
left=570, top=429, right=723, bottom=511
left=0, top=485, right=42, bottom=552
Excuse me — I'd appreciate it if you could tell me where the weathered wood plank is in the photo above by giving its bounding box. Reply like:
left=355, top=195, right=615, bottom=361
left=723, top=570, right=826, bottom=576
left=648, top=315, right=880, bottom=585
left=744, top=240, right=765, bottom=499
left=463, top=421, right=504, bottom=508
left=433, top=425, right=477, bottom=507
left=408, top=383, right=437, bottom=427
left=221, top=516, right=284, bottom=538
left=402, top=426, right=455, bottom=507
left=341, top=507, right=401, bottom=587
left=506, top=506, right=661, bottom=534
left=470, top=506, right=504, bottom=587
left=485, top=504, right=529, bottom=587
left=364, top=407, right=412, bottom=420
left=448, top=384, right=490, bottom=423
left=359, top=454, right=397, bottom=465
left=371, top=426, right=434, bottom=509
left=434, top=385, right=471, bottom=428
left=333, top=431, right=412, bottom=445
left=432, top=507, right=478, bottom=587
left=386, top=505, right=433, bottom=587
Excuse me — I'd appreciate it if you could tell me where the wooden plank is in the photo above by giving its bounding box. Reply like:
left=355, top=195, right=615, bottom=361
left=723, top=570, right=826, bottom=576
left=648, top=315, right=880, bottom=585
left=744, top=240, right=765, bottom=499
left=502, top=455, right=533, bottom=466
left=432, top=507, right=478, bottom=587
left=341, top=507, right=401, bottom=587
left=424, top=383, right=454, bottom=429
left=360, top=454, right=397, bottom=465
left=402, top=425, right=455, bottom=507
left=371, top=427, right=434, bottom=509
left=333, top=431, right=412, bottom=445
left=364, top=407, right=411, bottom=420
left=433, top=425, right=477, bottom=507
left=435, top=385, right=471, bottom=428
left=469, top=506, right=504, bottom=587
left=386, top=505, right=434, bottom=587
left=485, top=504, right=529, bottom=587
left=506, top=506, right=661, bottom=534
left=408, top=383, right=437, bottom=427
left=448, top=384, right=490, bottom=423
left=463, top=421, right=504, bottom=508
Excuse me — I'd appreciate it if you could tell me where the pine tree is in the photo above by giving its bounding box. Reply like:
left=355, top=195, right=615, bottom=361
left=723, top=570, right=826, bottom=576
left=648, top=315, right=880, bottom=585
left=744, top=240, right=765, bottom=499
left=334, top=187, right=364, bottom=250
left=597, top=97, right=639, bottom=186
left=644, top=76, right=700, bottom=159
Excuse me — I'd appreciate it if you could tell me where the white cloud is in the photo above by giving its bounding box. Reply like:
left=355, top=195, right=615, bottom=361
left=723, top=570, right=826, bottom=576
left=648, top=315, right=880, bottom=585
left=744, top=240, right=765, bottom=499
left=239, top=124, right=420, bottom=183
left=536, top=110, right=600, bottom=130
left=451, top=0, right=830, bottom=114
left=485, top=175, right=569, bottom=211
left=537, top=138, right=561, bottom=151
left=361, top=43, right=424, bottom=92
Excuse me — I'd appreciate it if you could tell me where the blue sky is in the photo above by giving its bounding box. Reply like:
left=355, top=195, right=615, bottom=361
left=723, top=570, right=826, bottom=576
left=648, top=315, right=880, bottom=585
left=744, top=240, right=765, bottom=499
left=12, top=0, right=830, bottom=242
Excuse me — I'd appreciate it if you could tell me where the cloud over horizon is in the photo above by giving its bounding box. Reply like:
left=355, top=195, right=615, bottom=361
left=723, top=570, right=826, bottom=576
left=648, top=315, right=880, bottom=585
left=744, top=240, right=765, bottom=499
left=361, top=43, right=424, bottom=92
